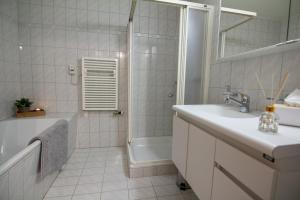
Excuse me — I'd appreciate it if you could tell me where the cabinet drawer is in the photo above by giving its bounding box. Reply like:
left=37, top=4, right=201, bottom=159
left=215, top=140, right=275, bottom=200
left=212, top=167, right=254, bottom=200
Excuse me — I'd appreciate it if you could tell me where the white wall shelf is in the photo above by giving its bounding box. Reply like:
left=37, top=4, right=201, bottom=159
left=215, top=39, right=300, bottom=64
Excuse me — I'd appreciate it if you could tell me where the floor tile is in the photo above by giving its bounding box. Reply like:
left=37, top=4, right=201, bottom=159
left=78, top=175, right=103, bottom=184
left=72, top=193, right=101, bottom=200
left=131, top=199, right=156, bottom=200
left=44, top=197, right=72, bottom=200
left=71, top=153, right=89, bottom=158
left=87, top=156, right=106, bottom=162
left=128, top=177, right=152, bottom=189
left=52, top=177, right=79, bottom=187
left=63, top=162, right=85, bottom=170
left=129, top=187, right=156, bottom=200
left=89, top=148, right=108, bottom=153
left=105, top=165, right=128, bottom=174
left=67, top=156, right=88, bottom=163
left=58, top=169, right=82, bottom=178
left=84, top=161, right=106, bottom=169
left=88, top=152, right=107, bottom=158
left=154, top=185, right=181, bottom=197
left=101, top=190, right=129, bottom=200
left=157, top=195, right=183, bottom=200
left=181, top=191, right=199, bottom=200
left=73, top=149, right=90, bottom=153
left=151, top=176, right=177, bottom=186
left=102, top=180, right=128, bottom=192
left=103, top=172, right=129, bottom=182
left=81, top=167, right=105, bottom=176
left=106, top=158, right=127, bottom=167
left=74, top=183, right=102, bottom=195
left=45, top=186, right=76, bottom=197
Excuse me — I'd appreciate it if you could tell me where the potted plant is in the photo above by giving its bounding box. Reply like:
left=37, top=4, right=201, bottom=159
left=15, top=98, right=33, bottom=113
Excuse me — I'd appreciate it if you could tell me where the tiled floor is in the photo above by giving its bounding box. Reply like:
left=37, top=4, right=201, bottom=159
left=44, top=147, right=199, bottom=200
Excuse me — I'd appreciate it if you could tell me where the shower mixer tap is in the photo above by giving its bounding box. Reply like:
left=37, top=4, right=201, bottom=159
left=168, top=92, right=174, bottom=97
left=168, top=81, right=177, bottom=98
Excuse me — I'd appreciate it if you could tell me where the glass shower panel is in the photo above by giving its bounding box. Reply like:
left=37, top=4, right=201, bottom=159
left=184, top=9, right=207, bottom=104
left=131, top=1, right=180, bottom=138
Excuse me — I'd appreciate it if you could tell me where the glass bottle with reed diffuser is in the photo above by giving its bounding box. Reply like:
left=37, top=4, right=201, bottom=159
left=255, top=72, right=289, bottom=134
left=258, top=99, right=279, bottom=134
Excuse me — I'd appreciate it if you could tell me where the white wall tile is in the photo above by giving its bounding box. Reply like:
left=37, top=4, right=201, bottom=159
left=230, top=60, right=245, bottom=89
left=209, top=50, right=300, bottom=111
left=0, top=0, right=21, bottom=120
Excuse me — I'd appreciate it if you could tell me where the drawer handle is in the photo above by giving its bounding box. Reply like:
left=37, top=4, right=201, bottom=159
left=263, top=153, right=275, bottom=163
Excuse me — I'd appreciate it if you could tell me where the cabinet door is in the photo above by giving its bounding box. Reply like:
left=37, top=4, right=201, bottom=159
left=186, top=124, right=216, bottom=200
left=212, top=167, right=254, bottom=200
left=172, top=115, right=189, bottom=177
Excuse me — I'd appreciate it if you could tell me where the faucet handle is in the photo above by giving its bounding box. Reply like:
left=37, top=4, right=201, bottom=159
left=239, top=92, right=250, bottom=104
left=224, top=96, right=231, bottom=104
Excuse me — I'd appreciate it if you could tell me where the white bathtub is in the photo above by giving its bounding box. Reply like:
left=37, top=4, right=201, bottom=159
left=0, top=114, right=77, bottom=200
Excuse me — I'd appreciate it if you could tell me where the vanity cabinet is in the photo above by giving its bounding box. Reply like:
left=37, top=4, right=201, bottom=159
left=172, top=115, right=276, bottom=200
left=172, top=116, right=189, bottom=177
left=172, top=116, right=216, bottom=200
left=186, top=124, right=216, bottom=200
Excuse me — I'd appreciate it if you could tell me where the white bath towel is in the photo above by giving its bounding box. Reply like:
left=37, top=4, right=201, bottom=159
left=285, top=89, right=300, bottom=107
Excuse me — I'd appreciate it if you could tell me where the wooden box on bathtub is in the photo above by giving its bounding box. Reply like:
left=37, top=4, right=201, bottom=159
left=16, top=110, right=45, bottom=118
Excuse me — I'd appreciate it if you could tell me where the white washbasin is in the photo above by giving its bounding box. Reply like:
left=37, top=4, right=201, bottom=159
left=173, top=104, right=300, bottom=159
left=190, top=104, right=258, bottom=119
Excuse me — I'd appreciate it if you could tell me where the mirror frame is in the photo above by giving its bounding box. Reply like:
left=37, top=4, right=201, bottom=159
left=215, top=0, right=300, bottom=63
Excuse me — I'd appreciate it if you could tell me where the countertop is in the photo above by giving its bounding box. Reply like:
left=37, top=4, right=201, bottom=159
left=173, top=105, right=300, bottom=159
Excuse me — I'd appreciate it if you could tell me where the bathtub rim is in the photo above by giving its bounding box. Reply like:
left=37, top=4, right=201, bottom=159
left=0, top=113, right=77, bottom=177
left=127, top=136, right=173, bottom=168
left=0, top=140, right=41, bottom=176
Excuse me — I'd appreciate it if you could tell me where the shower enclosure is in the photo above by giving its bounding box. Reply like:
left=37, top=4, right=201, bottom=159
left=127, top=0, right=213, bottom=177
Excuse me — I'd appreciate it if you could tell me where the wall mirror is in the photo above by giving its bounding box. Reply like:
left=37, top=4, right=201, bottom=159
left=218, top=0, right=292, bottom=59
left=289, top=0, right=300, bottom=40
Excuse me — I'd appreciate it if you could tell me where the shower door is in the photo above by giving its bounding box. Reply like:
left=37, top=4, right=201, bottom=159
left=128, top=1, right=213, bottom=143
left=130, top=1, right=180, bottom=139
left=177, top=6, right=213, bottom=105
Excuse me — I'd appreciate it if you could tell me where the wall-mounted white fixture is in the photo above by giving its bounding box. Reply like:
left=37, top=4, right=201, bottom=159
left=68, top=64, right=78, bottom=85
left=68, top=65, right=76, bottom=75
left=81, top=57, right=118, bottom=111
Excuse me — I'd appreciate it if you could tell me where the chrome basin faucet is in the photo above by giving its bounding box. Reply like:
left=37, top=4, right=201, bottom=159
left=223, top=85, right=250, bottom=113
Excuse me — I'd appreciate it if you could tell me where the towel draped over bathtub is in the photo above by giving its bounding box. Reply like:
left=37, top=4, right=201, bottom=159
left=29, top=119, right=68, bottom=178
